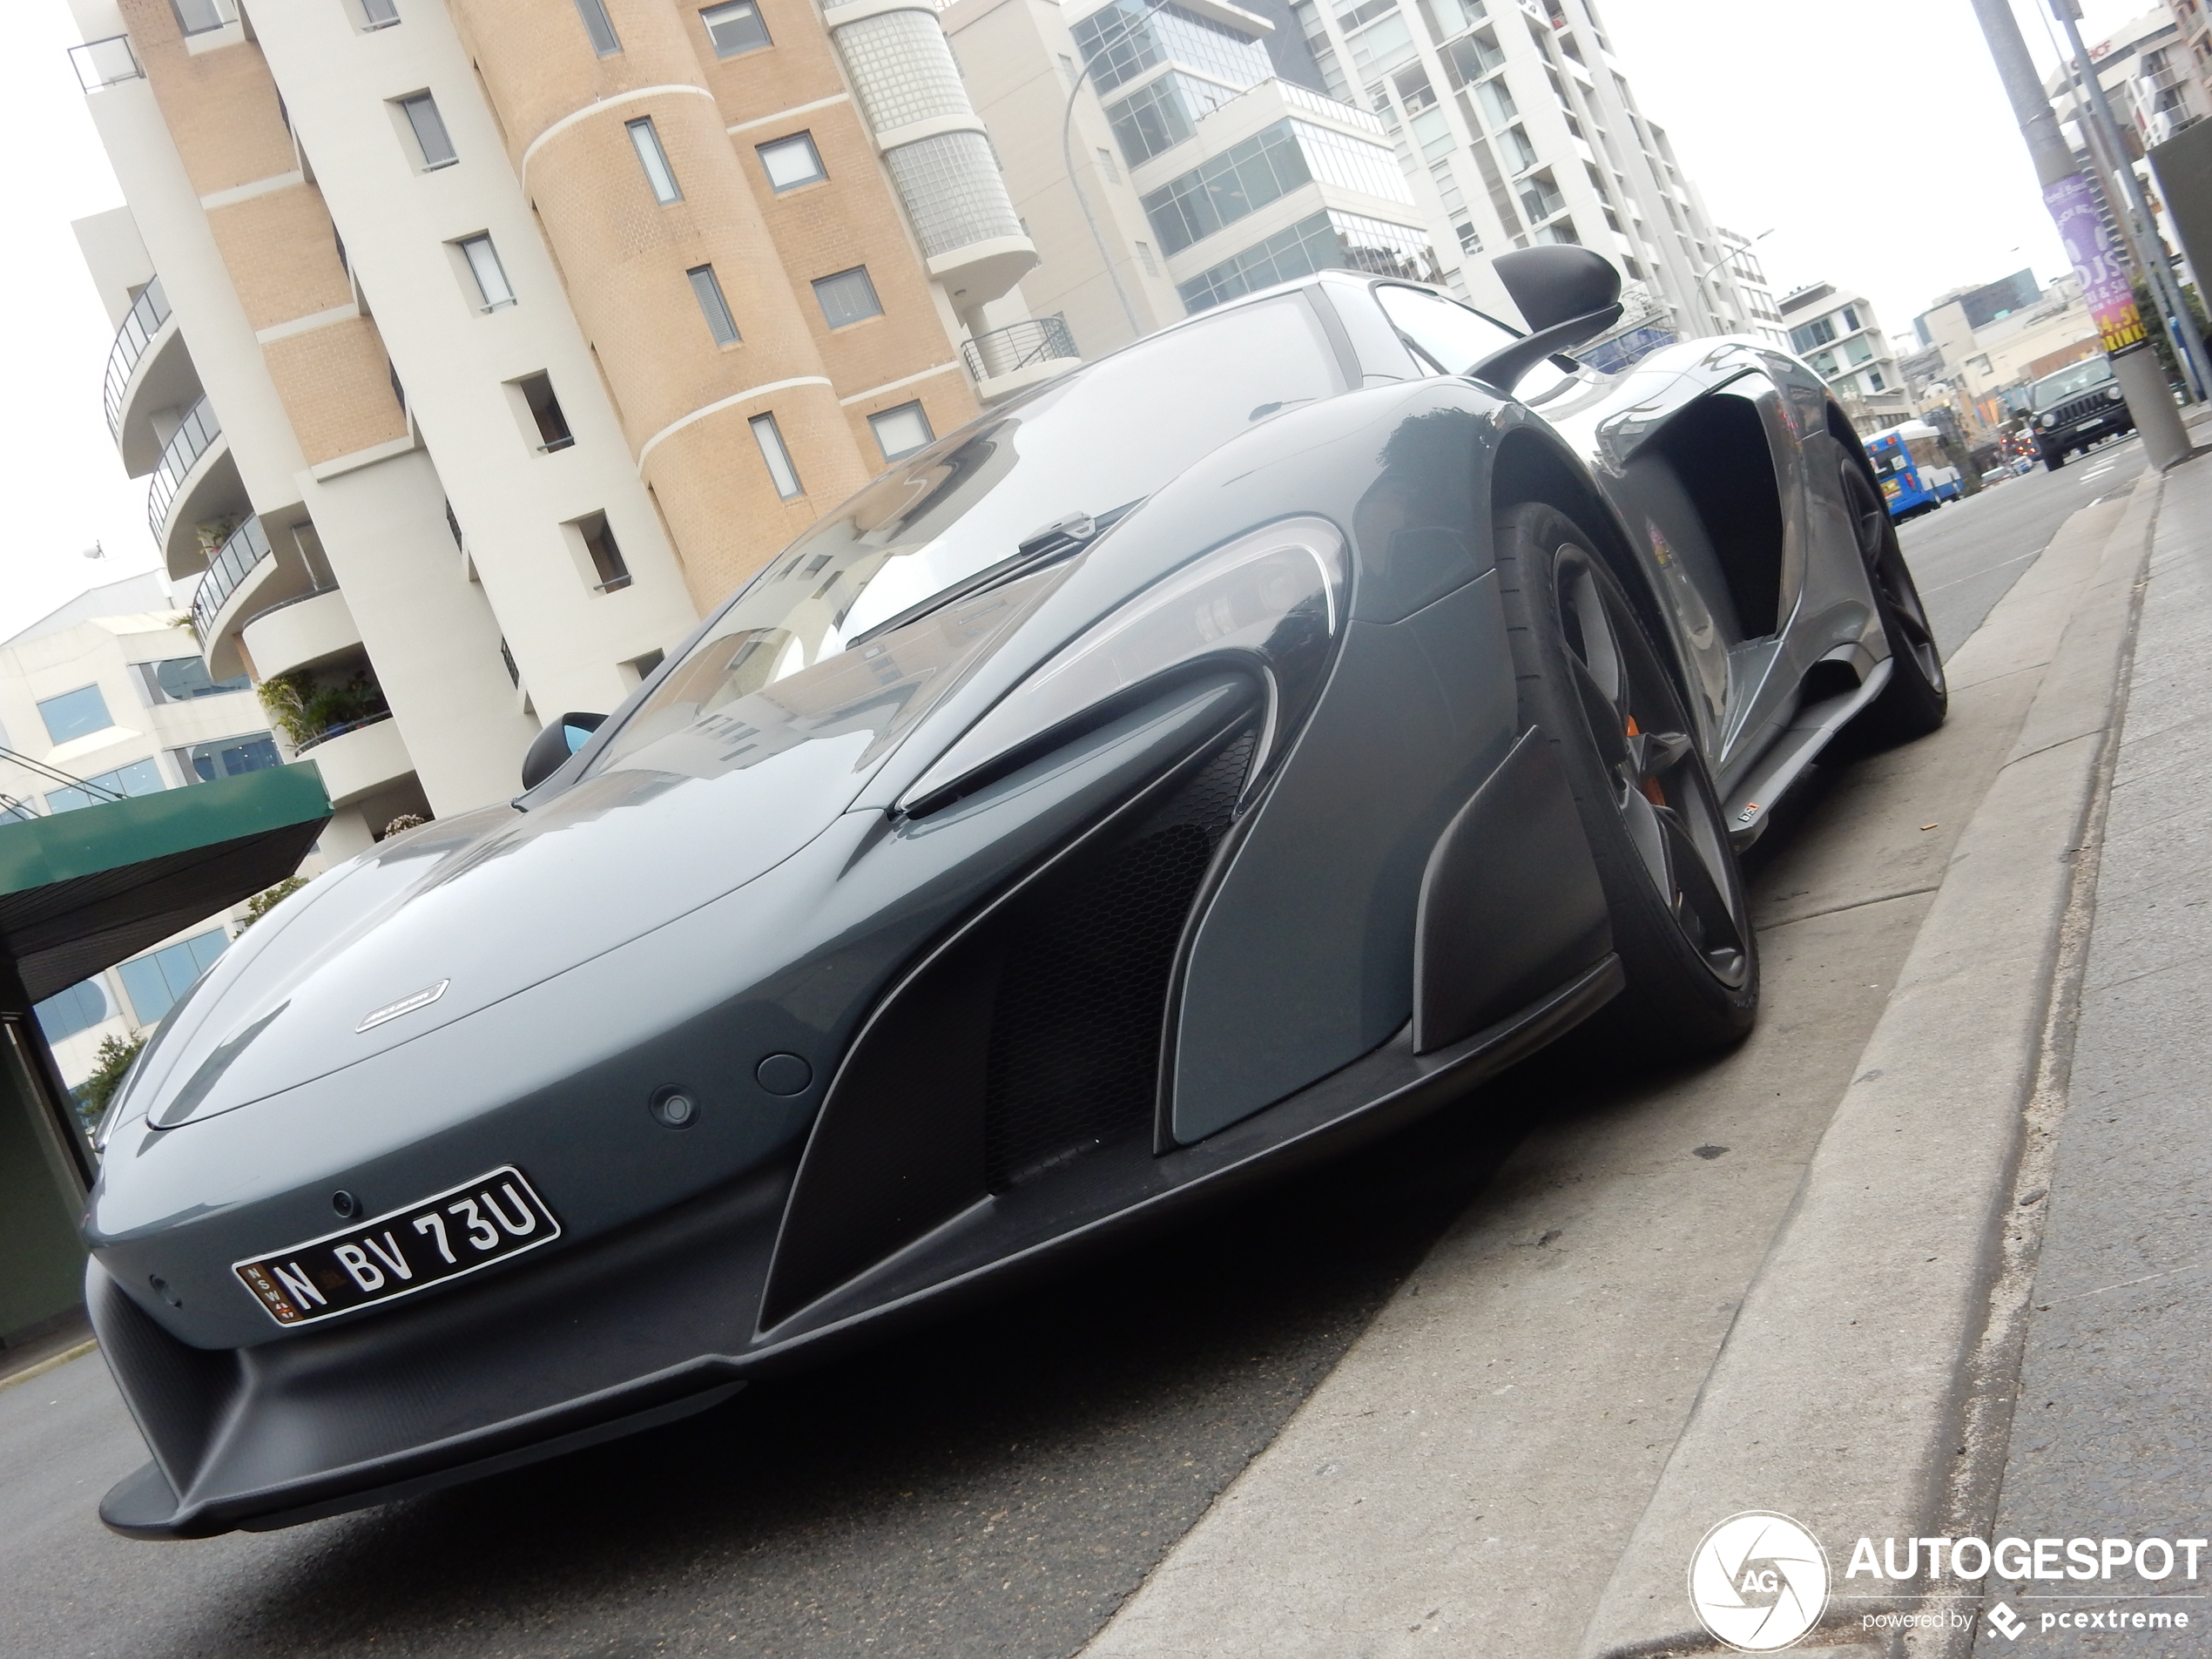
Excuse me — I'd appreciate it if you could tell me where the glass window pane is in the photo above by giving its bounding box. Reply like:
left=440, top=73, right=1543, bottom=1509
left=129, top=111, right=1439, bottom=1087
left=170, top=0, right=228, bottom=34
left=758, top=132, right=826, bottom=192
left=183, top=731, right=280, bottom=783
left=37, top=684, right=112, bottom=744
left=626, top=118, right=682, bottom=203
left=571, top=0, right=622, bottom=54
left=361, top=0, right=401, bottom=25
left=751, top=414, right=804, bottom=499
left=35, top=980, right=111, bottom=1044
left=867, top=401, right=934, bottom=461
left=401, top=93, right=456, bottom=167
left=461, top=234, right=514, bottom=308
left=701, top=0, right=772, bottom=55
left=686, top=265, right=741, bottom=345
left=812, top=266, right=883, bottom=328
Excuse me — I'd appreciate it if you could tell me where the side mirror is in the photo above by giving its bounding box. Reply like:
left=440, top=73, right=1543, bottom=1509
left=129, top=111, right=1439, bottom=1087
left=520, top=711, right=606, bottom=791
left=1472, top=245, right=1626, bottom=391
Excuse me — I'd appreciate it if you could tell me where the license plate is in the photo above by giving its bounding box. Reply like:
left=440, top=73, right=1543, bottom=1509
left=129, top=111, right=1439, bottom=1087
left=233, top=1166, right=561, bottom=1328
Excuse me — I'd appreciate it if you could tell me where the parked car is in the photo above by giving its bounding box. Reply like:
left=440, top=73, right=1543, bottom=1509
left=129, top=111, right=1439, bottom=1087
left=84, top=248, right=1946, bottom=1541
left=2029, top=354, right=2134, bottom=469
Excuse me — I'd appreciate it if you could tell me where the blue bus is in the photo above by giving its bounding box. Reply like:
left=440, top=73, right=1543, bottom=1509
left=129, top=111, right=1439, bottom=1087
left=1865, top=421, right=1963, bottom=518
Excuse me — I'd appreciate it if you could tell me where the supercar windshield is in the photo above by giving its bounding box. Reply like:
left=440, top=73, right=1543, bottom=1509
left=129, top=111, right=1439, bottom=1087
left=2031, top=357, right=2113, bottom=408
left=583, top=293, right=1350, bottom=782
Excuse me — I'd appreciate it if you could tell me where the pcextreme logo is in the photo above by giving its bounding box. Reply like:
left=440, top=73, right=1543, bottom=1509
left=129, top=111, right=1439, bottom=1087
left=1688, top=1512, right=1831, bottom=1652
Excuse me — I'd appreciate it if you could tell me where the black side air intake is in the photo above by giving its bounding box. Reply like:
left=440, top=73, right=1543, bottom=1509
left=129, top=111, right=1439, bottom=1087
left=759, top=725, right=1255, bottom=1329
left=983, top=729, right=1253, bottom=1189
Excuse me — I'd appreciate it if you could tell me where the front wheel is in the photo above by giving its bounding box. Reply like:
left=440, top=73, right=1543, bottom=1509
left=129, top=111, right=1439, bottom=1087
left=1840, top=459, right=1946, bottom=746
left=1494, top=502, right=1758, bottom=1057
left=2044, top=448, right=2067, bottom=470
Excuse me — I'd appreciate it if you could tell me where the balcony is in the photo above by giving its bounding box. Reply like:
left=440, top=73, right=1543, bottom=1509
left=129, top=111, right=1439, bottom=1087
left=103, top=278, right=168, bottom=435
left=295, top=713, right=410, bottom=809
left=147, top=398, right=246, bottom=576
left=241, top=589, right=361, bottom=684
left=192, top=516, right=341, bottom=680
left=961, top=317, right=1082, bottom=404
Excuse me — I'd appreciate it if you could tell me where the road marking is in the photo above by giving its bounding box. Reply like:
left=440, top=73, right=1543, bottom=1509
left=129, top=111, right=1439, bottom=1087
left=0, top=1339, right=96, bottom=1393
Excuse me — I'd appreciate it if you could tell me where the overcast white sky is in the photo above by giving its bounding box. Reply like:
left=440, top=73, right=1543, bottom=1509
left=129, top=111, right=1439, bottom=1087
left=0, top=0, right=2161, bottom=639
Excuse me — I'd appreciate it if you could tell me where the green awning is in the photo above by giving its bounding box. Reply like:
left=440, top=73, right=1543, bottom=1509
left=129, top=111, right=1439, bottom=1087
left=0, top=764, right=331, bottom=1002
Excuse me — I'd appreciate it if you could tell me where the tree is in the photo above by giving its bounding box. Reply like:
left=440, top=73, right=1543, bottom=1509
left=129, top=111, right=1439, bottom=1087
left=73, top=1034, right=145, bottom=1134
left=238, top=876, right=307, bottom=930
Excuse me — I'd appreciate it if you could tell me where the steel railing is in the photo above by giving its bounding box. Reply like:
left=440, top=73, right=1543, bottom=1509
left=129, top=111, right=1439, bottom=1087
left=145, top=396, right=222, bottom=544
left=101, top=277, right=170, bottom=437
left=188, top=516, right=270, bottom=641
left=295, top=709, right=393, bottom=753
left=961, top=316, right=1080, bottom=382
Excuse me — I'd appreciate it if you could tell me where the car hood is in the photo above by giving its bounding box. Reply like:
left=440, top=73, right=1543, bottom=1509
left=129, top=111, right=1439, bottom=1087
left=111, top=745, right=877, bottom=1135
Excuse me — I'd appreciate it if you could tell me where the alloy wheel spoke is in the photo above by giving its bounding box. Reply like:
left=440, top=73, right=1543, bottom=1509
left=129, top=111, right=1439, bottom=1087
left=1655, top=804, right=1745, bottom=961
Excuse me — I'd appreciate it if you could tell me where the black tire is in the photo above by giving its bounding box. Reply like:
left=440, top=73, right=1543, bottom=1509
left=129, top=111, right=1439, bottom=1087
left=1838, top=456, right=1947, bottom=745
left=2044, top=448, right=2066, bottom=470
left=1494, top=502, right=1758, bottom=1056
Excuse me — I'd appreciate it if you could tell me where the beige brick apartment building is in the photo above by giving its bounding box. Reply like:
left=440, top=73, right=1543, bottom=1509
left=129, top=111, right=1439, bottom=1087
left=68, top=0, right=1070, bottom=853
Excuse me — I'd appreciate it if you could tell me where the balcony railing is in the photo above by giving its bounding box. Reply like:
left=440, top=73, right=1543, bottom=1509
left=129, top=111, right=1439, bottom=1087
left=102, top=277, right=170, bottom=437
left=189, top=515, right=271, bottom=641
left=146, top=396, right=222, bottom=543
left=69, top=33, right=143, bottom=92
left=296, top=709, right=394, bottom=754
left=961, top=316, right=1079, bottom=382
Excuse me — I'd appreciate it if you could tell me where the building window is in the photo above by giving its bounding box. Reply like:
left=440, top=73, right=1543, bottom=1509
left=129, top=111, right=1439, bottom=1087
left=34, top=980, right=111, bottom=1045
left=751, top=413, right=804, bottom=499
left=1136, top=239, right=1159, bottom=275
left=37, top=684, right=113, bottom=745
left=624, top=649, right=665, bottom=683
left=1866, top=368, right=1885, bottom=393
left=516, top=373, right=574, bottom=451
left=1097, top=145, right=1122, bottom=184
left=576, top=512, right=631, bottom=591
left=170, top=0, right=232, bottom=34
left=45, top=758, right=165, bottom=815
left=397, top=92, right=457, bottom=168
left=174, top=732, right=281, bottom=783
left=626, top=118, right=682, bottom=204
left=457, top=233, right=515, bottom=310
left=118, top=929, right=230, bottom=1027
left=1841, top=304, right=1861, bottom=332
left=686, top=264, right=741, bottom=345
left=1453, top=217, right=1482, bottom=253
left=812, top=266, right=883, bottom=329
left=132, top=658, right=249, bottom=705
left=868, top=401, right=934, bottom=461
left=1788, top=315, right=1837, bottom=354
left=359, top=0, right=401, bottom=25
left=757, top=132, right=826, bottom=192
left=701, top=0, right=772, bottom=55
left=571, top=0, right=622, bottom=54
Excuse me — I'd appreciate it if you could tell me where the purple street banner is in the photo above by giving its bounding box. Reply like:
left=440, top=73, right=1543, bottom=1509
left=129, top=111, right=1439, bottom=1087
left=2043, top=172, right=2147, bottom=354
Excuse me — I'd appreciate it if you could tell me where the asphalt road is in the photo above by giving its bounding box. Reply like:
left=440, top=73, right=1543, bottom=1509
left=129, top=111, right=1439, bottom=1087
left=1904, top=432, right=2148, bottom=656
left=0, top=463, right=2114, bottom=1659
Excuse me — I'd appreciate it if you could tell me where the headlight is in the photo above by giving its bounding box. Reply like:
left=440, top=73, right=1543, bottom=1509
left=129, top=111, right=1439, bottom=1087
left=2040, top=414, right=2056, bottom=428
left=2107, top=386, right=2125, bottom=401
left=898, top=516, right=1346, bottom=815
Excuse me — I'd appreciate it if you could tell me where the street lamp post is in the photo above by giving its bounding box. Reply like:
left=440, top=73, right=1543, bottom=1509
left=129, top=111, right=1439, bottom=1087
left=1057, top=1, right=1161, bottom=343
left=1965, top=0, right=2192, bottom=468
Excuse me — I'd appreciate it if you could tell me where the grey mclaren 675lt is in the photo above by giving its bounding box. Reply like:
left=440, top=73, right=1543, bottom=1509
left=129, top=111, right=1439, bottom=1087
left=86, top=247, right=1943, bottom=1539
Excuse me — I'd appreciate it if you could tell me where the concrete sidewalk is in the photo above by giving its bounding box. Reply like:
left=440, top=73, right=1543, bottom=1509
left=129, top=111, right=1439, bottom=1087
left=1969, top=448, right=2212, bottom=1652
left=1078, top=456, right=2184, bottom=1659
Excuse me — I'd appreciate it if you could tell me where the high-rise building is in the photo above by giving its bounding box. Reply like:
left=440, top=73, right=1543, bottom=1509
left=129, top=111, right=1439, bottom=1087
left=1279, top=0, right=1759, bottom=341
left=65, top=0, right=1073, bottom=853
left=1776, top=282, right=1913, bottom=435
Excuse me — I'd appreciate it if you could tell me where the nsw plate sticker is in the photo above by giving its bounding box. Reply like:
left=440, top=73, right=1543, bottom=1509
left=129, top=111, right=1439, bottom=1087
left=233, top=1165, right=561, bottom=1327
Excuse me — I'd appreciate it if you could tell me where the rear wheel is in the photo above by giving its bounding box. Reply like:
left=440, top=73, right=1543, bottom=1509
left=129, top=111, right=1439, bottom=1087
left=1494, top=502, right=1758, bottom=1056
left=1839, top=459, right=1946, bottom=745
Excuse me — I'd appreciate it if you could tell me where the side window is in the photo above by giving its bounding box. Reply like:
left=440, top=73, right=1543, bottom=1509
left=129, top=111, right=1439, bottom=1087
left=1372, top=284, right=1518, bottom=375
left=1372, top=283, right=1574, bottom=399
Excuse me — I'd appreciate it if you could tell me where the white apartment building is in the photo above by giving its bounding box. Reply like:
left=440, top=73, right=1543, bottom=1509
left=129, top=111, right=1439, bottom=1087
left=1777, top=282, right=1913, bottom=435
left=946, top=0, right=1440, bottom=360
left=2165, top=0, right=2212, bottom=135
left=0, top=572, right=289, bottom=1089
left=945, top=0, right=1762, bottom=365
left=1912, top=269, right=2101, bottom=435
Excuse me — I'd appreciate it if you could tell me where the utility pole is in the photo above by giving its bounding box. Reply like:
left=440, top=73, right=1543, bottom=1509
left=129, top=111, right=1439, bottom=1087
left=2047, top=0, right=2212, bottom=403
left=1966, top=0, right=2192, bottom=468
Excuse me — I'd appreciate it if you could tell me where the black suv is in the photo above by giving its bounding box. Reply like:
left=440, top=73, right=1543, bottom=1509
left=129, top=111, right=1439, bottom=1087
left=2030, top=355, right=2134, bottom=469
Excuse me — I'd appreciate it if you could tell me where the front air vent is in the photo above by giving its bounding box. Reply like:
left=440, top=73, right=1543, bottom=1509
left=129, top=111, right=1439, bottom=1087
left=759, top=725, right=1255, bottom=1329
left=983, top=729, right=1254, bottom=1190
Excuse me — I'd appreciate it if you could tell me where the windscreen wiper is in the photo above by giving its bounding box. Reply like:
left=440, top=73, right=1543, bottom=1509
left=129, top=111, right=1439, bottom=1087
left=847, top=498, right=1142, bottom=648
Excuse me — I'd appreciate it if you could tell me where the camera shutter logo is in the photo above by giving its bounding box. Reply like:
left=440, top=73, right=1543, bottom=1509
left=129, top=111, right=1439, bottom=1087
left=1688, top=1512, right=1831, bottom=1651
